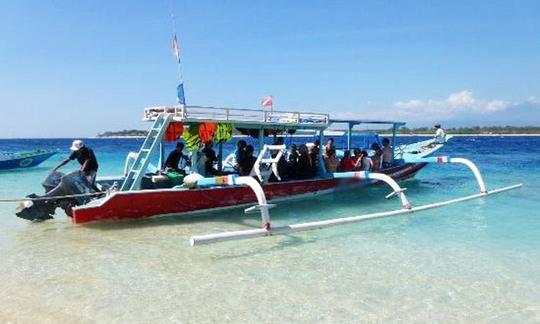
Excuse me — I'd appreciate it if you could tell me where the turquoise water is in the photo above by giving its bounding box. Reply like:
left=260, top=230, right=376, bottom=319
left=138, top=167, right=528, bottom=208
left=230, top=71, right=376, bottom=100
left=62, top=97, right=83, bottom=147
left=1, top=136, right=539, bottom=322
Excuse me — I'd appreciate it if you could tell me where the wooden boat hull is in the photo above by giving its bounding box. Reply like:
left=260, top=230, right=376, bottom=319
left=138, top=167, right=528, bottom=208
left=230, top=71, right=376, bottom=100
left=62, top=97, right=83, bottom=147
left=72, top=162, right=427, bottom=224
left=0, top=151, right=57, bottom=170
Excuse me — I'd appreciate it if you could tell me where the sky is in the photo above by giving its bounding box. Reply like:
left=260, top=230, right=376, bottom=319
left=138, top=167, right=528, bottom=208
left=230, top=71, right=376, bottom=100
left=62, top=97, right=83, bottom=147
left=0, top=0, right=539, bottom=138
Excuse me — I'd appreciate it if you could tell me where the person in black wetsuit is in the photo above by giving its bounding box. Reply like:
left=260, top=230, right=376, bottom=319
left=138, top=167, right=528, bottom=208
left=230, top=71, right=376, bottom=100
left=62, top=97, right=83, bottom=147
left=54, top=140, right=99, bottom=185
left=296, top=144, right=316, bottom=179
left=238, top=145, right=257, bottom=176
left=201, top=141, right=219, bottom=176
left=164, top=142, right=190, bottom=174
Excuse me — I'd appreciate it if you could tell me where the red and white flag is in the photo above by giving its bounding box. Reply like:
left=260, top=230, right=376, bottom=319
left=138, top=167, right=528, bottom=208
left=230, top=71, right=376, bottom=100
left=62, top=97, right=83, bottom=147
left=172, top=33, right=180, bottom=62
left=261, top=95, right=273, bottom=108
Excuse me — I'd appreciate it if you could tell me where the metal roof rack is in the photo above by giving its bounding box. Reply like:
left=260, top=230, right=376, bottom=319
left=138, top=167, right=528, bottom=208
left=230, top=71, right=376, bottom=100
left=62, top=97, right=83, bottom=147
left=143, top=105, right=330, bottom=129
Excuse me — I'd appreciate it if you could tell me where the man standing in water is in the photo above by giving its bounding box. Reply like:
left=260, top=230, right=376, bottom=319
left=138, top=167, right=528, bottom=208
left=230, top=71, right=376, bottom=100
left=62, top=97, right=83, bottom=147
left=54, top=140, right=99, bottom=185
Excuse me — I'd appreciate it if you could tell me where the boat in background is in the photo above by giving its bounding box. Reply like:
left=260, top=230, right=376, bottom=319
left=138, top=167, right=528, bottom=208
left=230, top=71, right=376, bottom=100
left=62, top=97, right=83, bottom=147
left=0, top=150, right=57, bottom=170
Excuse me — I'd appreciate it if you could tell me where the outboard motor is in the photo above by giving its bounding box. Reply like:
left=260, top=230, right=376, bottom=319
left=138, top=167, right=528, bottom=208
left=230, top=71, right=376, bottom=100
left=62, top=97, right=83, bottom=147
left=16, top=170, right=99, bottom=222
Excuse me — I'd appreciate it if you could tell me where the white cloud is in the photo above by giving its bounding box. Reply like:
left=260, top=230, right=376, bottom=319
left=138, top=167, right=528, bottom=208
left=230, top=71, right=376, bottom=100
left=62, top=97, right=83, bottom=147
left=395, top=90, right=515, bottom=119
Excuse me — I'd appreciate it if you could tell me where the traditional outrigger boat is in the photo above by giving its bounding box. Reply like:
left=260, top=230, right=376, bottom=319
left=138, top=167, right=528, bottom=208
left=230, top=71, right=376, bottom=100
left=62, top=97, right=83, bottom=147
left=16, top=105, right=521, bottom=245
left=0, top=150, right=56, bottom=170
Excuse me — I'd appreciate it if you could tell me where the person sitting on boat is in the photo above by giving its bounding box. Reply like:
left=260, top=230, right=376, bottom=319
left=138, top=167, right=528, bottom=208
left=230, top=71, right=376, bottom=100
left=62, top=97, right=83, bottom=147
left=310, top=139, right=321, bottom=170
left=287, top=144, right=299, bottom=178
left=164, top=142, right=190, bottom=175
left=288, top=144, right=299, bottom=164
left=353, top=150, right=372, bottom=171
left=352, top=149, right=362, bottom=170
left=360, top=150, right=373, bottom=171
left=324, top=138, right=335, bottom=157
left=381, top=138, right=393, bottom=168
left=370, top=143, right=383, bottom=170
left=234, top=140, right=247, bottom=171
left=53, top=140, right=99, bottom=185
left=238, top=145, right=257, bottom=176
left=297, top=144, right=316, bottom=179
left=434, top=124, right=446, bottom=144
left=201, top=141, right=219, bottom=176
left=323, top=148, right=339, bottom=172
left=338, top=150, right=354, bottom=172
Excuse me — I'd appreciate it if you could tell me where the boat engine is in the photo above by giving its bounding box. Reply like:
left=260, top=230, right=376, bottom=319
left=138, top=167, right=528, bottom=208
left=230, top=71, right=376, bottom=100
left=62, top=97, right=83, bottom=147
left=16, top=171, right=98, bottom=222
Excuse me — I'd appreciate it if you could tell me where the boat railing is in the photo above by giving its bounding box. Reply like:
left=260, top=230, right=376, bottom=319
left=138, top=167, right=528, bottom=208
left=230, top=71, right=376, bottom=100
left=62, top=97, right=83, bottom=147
left=143, top=105, right=330, bottom=127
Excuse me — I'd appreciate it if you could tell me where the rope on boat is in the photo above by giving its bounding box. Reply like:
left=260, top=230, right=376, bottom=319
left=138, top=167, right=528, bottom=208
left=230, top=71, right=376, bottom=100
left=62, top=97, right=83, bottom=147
left=0, top=191, right=106, bottom=203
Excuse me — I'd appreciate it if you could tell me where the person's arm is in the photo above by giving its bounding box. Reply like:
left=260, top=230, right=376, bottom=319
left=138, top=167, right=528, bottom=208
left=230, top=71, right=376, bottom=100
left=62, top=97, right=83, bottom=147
left=53, top=157, right=71, bottom=171
left=80, top=158, right=91, bottom=175
left=353, top=157, right=362, bottom=169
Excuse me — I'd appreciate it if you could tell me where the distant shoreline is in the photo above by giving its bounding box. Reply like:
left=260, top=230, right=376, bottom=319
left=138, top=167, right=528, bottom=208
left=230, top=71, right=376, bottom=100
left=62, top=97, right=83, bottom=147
left=94, top=133, right=540, bottom=139
left=381, top=133, right=540, bottom=137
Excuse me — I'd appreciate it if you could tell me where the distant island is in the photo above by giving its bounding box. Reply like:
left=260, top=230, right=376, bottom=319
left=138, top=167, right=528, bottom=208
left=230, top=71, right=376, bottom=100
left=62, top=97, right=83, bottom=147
left=97, top=129, right=148, bottom=138
left=97, top=126, right=540, bottom=138
left=396, top=125, right=540, bottom=135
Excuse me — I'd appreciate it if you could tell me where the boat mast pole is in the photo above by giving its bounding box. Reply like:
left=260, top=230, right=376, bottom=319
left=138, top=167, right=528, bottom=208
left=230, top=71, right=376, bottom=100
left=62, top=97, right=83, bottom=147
left=347, top=122, right=352, bottom=151
left=392, top=123, right=397, bottom=161
left=318, top=129, right=326, bottom=174
left=170, top=7, right=186, bottom=106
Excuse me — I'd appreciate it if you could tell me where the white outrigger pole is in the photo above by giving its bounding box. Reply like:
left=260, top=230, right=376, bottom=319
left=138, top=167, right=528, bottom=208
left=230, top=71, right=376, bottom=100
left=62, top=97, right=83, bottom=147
left=189, top=152, right=522, bottom=246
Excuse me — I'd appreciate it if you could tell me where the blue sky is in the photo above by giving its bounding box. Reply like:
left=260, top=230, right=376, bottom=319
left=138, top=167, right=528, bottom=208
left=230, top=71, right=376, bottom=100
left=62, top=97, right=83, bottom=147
left=1, top=0, right=539, bottom=137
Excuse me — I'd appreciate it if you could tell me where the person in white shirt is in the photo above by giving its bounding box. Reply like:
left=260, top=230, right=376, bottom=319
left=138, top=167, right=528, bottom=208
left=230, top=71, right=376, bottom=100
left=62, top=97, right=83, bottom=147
left=434, top=124, right=446, bottom=144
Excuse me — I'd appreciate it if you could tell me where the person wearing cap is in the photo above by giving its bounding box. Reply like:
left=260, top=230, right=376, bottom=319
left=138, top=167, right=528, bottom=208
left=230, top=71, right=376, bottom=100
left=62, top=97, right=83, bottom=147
left=53, top=140, right=99, bottom=184
left=434, top=124, right=446, bottom=144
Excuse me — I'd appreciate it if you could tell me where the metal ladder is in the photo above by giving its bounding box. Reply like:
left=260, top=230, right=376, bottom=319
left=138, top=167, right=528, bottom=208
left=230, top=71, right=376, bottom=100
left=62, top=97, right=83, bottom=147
left=120, top=114, right=173, bottom=191
left=250, top=144, right=286, bottom=182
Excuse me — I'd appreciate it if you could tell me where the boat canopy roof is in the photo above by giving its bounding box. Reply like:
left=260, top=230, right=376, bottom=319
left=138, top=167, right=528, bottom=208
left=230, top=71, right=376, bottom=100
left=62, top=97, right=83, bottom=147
left=329, top=119, right=406, bottom=128
left=144, top=105, right=330, bottom=130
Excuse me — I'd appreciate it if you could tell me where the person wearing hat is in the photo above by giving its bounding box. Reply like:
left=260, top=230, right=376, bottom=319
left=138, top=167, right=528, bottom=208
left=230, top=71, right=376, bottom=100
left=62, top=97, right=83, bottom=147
left=434, top=124, right=446, bottom=144
left=53, top=140, right=99, bottom=185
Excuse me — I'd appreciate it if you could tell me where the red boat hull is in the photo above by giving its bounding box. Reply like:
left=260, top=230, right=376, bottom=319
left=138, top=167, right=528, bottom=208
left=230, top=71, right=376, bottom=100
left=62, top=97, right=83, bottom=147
left=72, top=163, right=426, bottom=224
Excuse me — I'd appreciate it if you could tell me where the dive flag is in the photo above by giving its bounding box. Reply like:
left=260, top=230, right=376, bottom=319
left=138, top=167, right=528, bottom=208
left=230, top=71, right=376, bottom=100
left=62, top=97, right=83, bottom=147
left=261, top=95, right=273, bottom=108
left=172, top=34, right=180, bottom=62
left=177, top=83, right=185, bottom=105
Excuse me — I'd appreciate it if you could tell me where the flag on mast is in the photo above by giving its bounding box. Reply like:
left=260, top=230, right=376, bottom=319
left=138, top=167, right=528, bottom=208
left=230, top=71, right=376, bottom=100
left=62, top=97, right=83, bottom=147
left=261, top=95, right=273, bottom=109
left=177, top=83, right=185, bottom=105
left=172, top=33, right=185, bottom=104
left=172, top=33, right=181, bottom=63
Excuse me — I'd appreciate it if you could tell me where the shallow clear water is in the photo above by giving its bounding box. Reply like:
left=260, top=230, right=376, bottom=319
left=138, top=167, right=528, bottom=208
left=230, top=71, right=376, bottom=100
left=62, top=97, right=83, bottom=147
left=1, top=136, right=539, bottom=322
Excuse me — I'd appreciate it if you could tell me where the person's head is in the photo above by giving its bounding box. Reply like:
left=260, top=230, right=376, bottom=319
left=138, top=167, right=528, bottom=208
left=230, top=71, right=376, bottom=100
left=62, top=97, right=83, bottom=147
left=176, top=142, right=185, bottom=152
left=245, top=145, right=254, bottom=156
left=343, top=150, right=351, bottom=158
left=434, top=124, right=441, bottom=129
left=204, top=141, right=213, bottom=149
left=370, top=143, right=381, bottom=151
left=353, top=148, right=361, bottom=156
left=70, top=140, right=84, bottom=152
left=274, top=137, right=284, bottom=145
left=290, top=144, right=297, bottom=152
left=314, top=139, right=320, bottom=146
left=299, top=144, right=308, bottom=155
left=237, top=140, right=247, bottom=149
left=327, top=138, right=334, bottom=146
left=382, top=138, right=390, bottom=147
left=361, top=150, right=368, bottom=157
